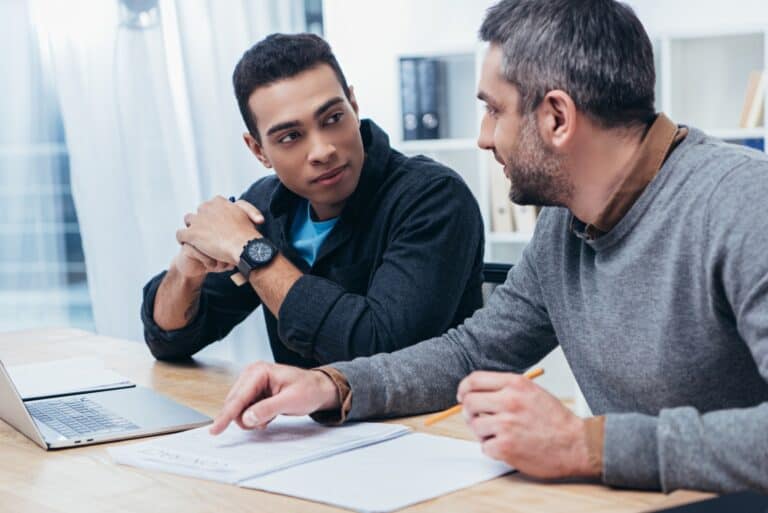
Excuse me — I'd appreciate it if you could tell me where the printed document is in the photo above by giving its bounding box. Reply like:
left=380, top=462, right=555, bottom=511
left=109, top=415, right=409, bottom=484
left=109, top=415, right=512, bottom=511
left=241, top=432, right=512, bottom=512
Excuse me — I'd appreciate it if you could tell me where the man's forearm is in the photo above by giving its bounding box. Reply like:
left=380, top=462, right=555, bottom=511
left=246, top=254, right=302, bottom=316
left=153, top=265, right=207, bottom=331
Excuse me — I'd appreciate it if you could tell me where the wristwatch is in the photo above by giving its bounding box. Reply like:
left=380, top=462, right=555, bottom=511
left=237, top=237, right=278, bottom=277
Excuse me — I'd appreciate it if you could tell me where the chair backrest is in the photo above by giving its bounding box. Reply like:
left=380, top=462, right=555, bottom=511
left=481, top=262, right=513, bottom=305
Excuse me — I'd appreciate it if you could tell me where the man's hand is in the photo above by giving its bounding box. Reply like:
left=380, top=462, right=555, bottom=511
left=457, top=371, right=597, bottom=480
left=177, top=196, right=265, bottom=265
left=209, top=362, right=340, bottom=435
left=172, top=243, right=233, bottom=280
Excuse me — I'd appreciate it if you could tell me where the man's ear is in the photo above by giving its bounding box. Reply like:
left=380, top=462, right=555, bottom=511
left=243, top=132, right=272, bottom=168
left=537, top=90, right=576, bottom=151
left=348, top=86, right=360, bottom=121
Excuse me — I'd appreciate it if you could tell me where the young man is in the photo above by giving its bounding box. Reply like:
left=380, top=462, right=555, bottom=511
left=207, top=0, right=768, bottom=495
left=140, top=34, right=484, bottom=368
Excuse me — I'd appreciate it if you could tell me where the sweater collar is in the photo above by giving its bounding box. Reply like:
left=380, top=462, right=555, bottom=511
left=571, top=113, right=687, bottom=240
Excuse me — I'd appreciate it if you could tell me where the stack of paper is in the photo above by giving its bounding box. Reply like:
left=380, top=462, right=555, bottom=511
left=241, top=432, right=512, bottom=512
left=109, top=416, right=410, bottom=484
left=109, top=416, right=512, bottom=512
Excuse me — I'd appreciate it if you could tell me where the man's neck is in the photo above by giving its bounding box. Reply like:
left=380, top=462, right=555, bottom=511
left=310, top=201, right=344, bottom=221
left=566, top=125, right=646, bottom=225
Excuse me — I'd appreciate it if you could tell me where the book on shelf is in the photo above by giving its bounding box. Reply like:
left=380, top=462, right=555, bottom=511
left=488, top=156, right=514, bottom=233
left=416, top=57, right=443, bottom=139
left=739, top=70, right=766, bottom=129
left=510, top=203, right=538, bottom=235
left=399, top=57, right=420, bottom=141
left=487, top=154, right=540, bottom=236
left=399, top=56, right=445, bottom=140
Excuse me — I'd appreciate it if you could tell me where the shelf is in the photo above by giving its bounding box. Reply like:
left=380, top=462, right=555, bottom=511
left=663, top=32, right=764, bottom=131
left=399, top=138, right=477, bottom=153
left=706, top=127, right=764, bottom=140
left=487, top=232, right=532, bottom=244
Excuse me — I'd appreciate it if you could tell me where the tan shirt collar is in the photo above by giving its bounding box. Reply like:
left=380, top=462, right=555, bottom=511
left=576, top=114, right=687, bottom=239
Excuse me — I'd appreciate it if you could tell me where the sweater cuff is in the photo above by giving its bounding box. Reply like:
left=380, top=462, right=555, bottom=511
left=603, top=413, right=661, bottom=490
left=277, top=275, right=345, bottom=359
left=309, top=367, right=352, bottom=425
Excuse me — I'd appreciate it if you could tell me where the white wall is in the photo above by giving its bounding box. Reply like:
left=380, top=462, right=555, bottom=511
left=627, top=0, right=768, bottom=35
left=323, top=0, right=768, bottom=139
left=323, top=0, right=494, bottom=144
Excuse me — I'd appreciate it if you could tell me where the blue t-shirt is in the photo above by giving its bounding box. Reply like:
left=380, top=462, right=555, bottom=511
left=289, top=199, right=339, bottom=267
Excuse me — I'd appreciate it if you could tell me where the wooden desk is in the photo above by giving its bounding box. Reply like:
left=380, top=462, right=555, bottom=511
left=0, top=328, right=712, bottom=513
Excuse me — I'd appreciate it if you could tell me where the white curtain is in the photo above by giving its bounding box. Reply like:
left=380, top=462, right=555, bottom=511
left=0, top=1, right=71, bottom=331
left=29, top=0, right=307, bottom=362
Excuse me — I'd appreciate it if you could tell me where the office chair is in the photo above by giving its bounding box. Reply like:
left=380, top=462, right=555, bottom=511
left=481, top=262, right=513, bottom=305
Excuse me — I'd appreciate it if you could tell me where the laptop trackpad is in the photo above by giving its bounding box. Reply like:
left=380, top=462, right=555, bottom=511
left=87, top=386, right=209, bottom=430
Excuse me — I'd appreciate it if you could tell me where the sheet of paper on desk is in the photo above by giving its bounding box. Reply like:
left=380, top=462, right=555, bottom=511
left=241, top=433, right=513, bottom=513
left=7, top=357, right=133, bottom=400
left=109, top=415, right=410, bottom=484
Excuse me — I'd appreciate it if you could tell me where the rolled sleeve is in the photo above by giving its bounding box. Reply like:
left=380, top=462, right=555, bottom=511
left=140, top=269, right=259, bottom=360
left=277, top=275, right=346, bottom=359
left=140, top=271, right=210, bottom=360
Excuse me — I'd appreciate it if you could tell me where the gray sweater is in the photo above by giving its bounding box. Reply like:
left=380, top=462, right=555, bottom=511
left=331, top=127, right=768, bottom=493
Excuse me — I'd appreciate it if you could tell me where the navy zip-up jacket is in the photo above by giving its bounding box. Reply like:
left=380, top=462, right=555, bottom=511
left=141, top=119, right=484, bottom=367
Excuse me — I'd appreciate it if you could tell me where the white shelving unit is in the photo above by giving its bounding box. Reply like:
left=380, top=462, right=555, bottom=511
left=393, top=47, right=578, bottom=405
left=395, top=46, right=534, bottom=266
left=657, top=27, right=767, bottom=152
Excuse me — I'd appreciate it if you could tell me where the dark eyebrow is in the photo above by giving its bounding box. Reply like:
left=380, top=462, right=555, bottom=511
left=265, top=97, right=346, bottom=137
left=314, top=97, right=344, bottom=118
left=266, top=120, right=301, bottom=137
left=477, top=91, right=494, bottom=104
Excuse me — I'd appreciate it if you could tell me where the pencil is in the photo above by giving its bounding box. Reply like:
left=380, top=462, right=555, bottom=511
left=423, top=367, right=545, bottom=427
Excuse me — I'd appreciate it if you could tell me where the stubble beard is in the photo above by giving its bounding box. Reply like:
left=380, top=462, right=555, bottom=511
left=505, top=114, right=572, bottom=207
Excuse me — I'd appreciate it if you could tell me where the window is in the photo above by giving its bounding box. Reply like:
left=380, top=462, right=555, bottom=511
left=0, top=3, right=94, bottom=332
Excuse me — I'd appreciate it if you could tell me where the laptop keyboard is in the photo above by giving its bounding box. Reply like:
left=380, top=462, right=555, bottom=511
left=27, top=396, right=139, bottom=439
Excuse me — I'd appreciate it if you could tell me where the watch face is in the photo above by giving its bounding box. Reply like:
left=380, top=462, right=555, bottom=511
left=246, top=239, right=275, bottom=264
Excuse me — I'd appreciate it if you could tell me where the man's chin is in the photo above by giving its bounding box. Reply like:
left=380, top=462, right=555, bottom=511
left=508, top=187, right=561, bottom=208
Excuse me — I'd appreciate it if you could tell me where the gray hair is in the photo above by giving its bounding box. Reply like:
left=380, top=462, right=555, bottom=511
left=480, top=0, right=656, bottom=129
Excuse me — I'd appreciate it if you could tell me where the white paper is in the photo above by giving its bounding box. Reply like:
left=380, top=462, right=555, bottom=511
left=109, top=416, right=410, bottom=484
left=7, top=357, right=133, bottom=400
left=241, top=433, right=512, bottom=512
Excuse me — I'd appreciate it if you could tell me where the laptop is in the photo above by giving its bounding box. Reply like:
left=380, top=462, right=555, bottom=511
left=0, top=359, right=211, bottom=449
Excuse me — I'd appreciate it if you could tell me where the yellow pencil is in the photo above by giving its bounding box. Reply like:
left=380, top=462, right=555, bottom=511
left=423, top=367, right=545, bottom=427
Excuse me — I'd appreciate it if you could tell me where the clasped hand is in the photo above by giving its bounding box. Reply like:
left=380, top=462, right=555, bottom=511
left=173, top=196, right=265, bottom=277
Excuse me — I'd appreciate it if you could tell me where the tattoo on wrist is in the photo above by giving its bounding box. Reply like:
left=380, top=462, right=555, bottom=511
left=183, top=286, right=202, bottom=322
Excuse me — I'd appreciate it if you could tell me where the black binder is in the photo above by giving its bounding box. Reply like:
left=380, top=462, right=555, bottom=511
left=416, top=58, right=442, bottom=139
left=399, top=57, right=420, bottom=141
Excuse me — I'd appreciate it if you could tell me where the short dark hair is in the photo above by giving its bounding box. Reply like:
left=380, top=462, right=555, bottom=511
left=232, top=33, right=351, bottom=141
left=479, top=0, right=656, bottom=129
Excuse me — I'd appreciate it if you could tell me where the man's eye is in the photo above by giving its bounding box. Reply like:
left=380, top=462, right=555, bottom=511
left=485, top=104, right=498, bottom=117
left=325, top=112, right=344, bottom=125
left=278, top=131, right=300, bottom=144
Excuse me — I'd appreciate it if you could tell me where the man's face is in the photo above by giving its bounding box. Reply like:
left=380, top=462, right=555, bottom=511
left=476, top=45, right=571, bottom=206
left=246, top=64, right=364, bottom=218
